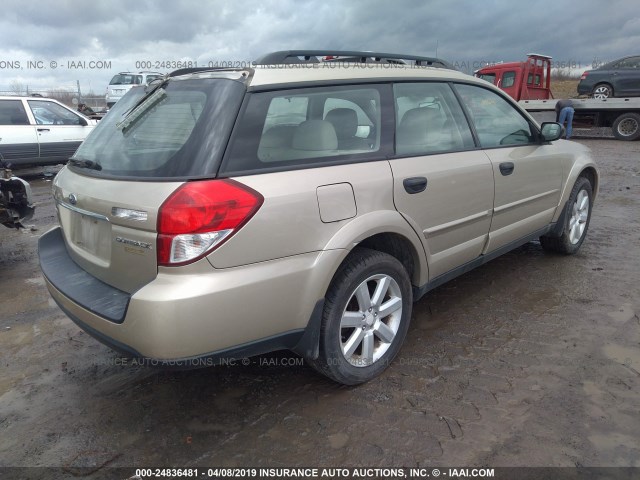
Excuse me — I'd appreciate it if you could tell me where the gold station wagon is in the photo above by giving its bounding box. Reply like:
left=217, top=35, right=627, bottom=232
left=39, top=50, right=598, bottom=384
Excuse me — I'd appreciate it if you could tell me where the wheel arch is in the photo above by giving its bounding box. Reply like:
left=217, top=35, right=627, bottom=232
left=551, top=164, right=599, bottom=233
left=357, top=232, right=421, bottom=286
left=294, top=219, right=426, bottom=362
left=579, top=166, right=599, bottom=197
left=322, top=210, right=429, bottom=286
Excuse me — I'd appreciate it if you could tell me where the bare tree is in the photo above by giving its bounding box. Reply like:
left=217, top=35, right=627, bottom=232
left=10, top=81, right=25, bottom=95
left=551, top=67, right=580, bottom=81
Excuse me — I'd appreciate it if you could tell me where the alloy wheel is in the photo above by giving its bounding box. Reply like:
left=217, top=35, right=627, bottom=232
left=339, top=274, right=403, bottom=367
left=569, top=189, right=590, bottom=244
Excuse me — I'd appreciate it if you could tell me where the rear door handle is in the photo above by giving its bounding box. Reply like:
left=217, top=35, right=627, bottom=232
left=403, top=177, right=428, bottom=194
left=499, top=162, right=515, bottom=176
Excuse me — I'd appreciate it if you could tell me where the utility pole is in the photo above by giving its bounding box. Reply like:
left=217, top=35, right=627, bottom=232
left=77, top=80, right=83, bottom=104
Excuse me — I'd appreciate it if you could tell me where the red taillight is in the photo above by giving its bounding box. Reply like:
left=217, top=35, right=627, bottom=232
left=580, top=71, right=589, bottom=80
left=157, top=179, right=263, bottom=266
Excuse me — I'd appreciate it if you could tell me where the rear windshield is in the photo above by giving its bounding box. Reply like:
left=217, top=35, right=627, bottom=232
left=110, top=74, right=143, bottom=85
left=71, top=78, right=246, bottom=179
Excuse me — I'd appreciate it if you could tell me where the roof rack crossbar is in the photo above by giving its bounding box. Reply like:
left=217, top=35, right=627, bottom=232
left=253, top=50, right=455, bottom=69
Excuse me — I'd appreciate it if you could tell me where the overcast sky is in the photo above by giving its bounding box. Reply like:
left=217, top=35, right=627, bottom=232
left=1, top=0, right=638, bottom=97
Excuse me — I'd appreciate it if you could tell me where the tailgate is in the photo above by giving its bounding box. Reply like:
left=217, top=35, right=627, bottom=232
left=53, top=167, right=182, bottom=294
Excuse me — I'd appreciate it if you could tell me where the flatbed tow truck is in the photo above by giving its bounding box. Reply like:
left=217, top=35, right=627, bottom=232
left=475, top=54, right=640, bottom=141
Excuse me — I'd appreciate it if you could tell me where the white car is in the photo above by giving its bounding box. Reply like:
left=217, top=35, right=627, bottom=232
left=0, top=96, right=97, bottom=167
left=105, top=71, right=163, bottom=108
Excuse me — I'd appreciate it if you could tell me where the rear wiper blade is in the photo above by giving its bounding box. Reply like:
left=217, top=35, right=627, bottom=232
left=68, top=159, right=102, bottom=171
left=116, top=86, right=168, bottom=134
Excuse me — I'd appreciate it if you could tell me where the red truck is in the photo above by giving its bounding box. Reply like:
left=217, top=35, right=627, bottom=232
left=475, top=53, right=553, bottom=101
left=475, top=54, right=640, bottom=141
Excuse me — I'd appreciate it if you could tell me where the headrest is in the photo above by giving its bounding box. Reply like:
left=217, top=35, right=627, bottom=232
left=398, top=107, right=440, bottom=144
left=292, top=120, right=338, bottom=151
left=325, top=108, right=358, bottom=138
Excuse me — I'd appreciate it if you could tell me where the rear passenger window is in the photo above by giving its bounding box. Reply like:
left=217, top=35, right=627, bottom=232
left=455, top=84, right=535, bottom=148
left=223, top=86, right=383, bottom=174
left=0, top=100, right=29, bottom=126
left=394, top=83, right=475, bottom=155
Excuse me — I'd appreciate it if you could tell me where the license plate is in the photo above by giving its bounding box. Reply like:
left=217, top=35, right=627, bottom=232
left=70, top=213, right=111, bottom=260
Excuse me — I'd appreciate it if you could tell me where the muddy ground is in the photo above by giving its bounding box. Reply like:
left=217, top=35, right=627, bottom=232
left=0, top=138, right=639, bottom=478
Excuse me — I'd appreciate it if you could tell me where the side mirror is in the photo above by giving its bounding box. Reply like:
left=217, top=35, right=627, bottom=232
left=79, top=117, right=88, bottom=126
left=540, top=122, right=563, bottom=141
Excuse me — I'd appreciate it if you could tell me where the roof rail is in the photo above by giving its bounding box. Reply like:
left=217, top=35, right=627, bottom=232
left=167, top=67, right=251, bottom=77
left=253, top=50, right=456, bottom=69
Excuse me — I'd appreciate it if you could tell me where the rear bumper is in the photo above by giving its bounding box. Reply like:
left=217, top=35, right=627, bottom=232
left=39, top=228, right=130, bottom=323
left=576, top=81, right=592, bottom=95
left=49, top=291, right=311, bottom=368
left=39, top=226, right=343, bottom=362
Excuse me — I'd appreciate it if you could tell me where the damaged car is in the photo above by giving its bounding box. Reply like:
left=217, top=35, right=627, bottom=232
left=0, top=157, right=34, bottom=228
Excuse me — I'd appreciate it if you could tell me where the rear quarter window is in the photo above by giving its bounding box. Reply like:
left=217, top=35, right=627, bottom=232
left=222, top=85, right=388, bottom=175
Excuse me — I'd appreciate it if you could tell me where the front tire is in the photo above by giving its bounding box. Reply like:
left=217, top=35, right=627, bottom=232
left=310, top=248, right=412, bottom=385
left=592, top=83, right=613, bottom=99
left=612, top=113, right=640, bottom=141
left=540, top=176, right=593, bottom=254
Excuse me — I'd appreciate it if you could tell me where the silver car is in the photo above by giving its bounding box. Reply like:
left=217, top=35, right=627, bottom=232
left=39, top=51, right=598, bottom=384
left=105, top=71, right=163, bottom=108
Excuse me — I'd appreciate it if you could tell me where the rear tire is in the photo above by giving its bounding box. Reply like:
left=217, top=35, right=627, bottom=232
left=309, top=248, right=412, bottom=385
left=540, top=176, right=593, bottom=254
left=612, top=113, right=640, bottom=141
left=592, top=83, right=613, bottom=99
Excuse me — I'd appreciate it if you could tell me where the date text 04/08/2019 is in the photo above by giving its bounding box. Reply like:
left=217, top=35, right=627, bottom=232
left=134, top=60, right=253, bottom=70
left=132, top=467, right=496, bottom=477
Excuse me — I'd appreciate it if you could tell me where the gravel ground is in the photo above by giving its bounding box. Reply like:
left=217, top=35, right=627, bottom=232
left=0, top=138, right=639, bottom=478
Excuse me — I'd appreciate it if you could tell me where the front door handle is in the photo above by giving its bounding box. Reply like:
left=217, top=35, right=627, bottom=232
left=499, top=162, right=515, bottom=176
left=37, top=128, right=50, bottom=132
left=403, top=177, right=428, bottom=194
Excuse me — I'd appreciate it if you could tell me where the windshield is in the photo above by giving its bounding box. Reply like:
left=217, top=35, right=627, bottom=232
left=72, top=78, right=246, bottom=179
left=477, top=73, right=496, bottom=85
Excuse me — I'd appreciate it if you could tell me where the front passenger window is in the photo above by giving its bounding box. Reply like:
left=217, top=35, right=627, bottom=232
left=28, top=100, right=83, bottom=126
left=502, top=71, right=516, bottom=88
left=455, top=84, right=535, bottom=148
